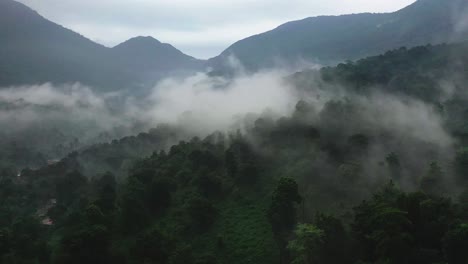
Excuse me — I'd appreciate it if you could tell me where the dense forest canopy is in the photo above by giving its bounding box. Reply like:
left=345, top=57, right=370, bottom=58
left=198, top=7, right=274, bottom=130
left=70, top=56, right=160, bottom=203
left=1, top=42, right=468, bottom=264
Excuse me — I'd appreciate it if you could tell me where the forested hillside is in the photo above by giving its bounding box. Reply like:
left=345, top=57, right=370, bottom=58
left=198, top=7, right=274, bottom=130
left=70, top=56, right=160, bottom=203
left=2, top=42, right=468, bottom=264
left=210, top=0, right=468, bottom=71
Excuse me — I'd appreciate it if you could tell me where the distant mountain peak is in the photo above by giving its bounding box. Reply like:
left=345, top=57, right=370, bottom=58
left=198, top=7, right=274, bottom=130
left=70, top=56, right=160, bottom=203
left=133, top=36, right=160, bottom=41
left=113, top=36, right=184, bottom=55
left=117, top=36, right=162, bottom=47
left=0, top=0, right=203, bottom=90
left=112, top=35, right=188, bottom=58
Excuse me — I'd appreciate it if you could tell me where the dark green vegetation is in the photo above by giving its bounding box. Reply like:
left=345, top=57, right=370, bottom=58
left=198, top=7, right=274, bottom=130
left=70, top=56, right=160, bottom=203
left=2, top=42, right=468, bottom=263
left=0, top=0, right=202, bottom=91
left=209, top=0, right=468, bottom=72
left=0, top=101, right=152, bottom=173
left=312, top=42, right=468, bottom=137
left=2, top=0, right=468, bottom=262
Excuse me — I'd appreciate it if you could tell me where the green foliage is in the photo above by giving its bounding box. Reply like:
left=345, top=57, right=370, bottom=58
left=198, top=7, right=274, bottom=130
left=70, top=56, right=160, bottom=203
left=267, top=177, right=302, bottom=263
left=120, top=177, right=150, bottom=232
left=352, top=182, right=457, bottom=264
left=3, top=42, right=468, bottom=264
left=1, top=122, right=467, bottom=264
left=444, top=223, right=468, bottom=264
left=56, top=224, right=111, bottom=264
left=268, top=177, right=302, bottom=234
left=186, top=195, right=217, bottom=231
left=94, top=172, right=117, bottom=213
left=225, top=136, right=260, bottom=184
left=55, top=171, right=88, bottom=206
left=168, top=245, right=195, bottom=264
left=288, top=224, right=324, bottom=264
left=313, top=214, right=349, bottom=264
left=420, top=162, right=444, bottom=195
left=385, top=153, right=401, bottom=180
left=454, top=148, right=468, bottom=183
left=132, top=227, right=175, bottom=264
left=0, top=216, right=50, bottom=264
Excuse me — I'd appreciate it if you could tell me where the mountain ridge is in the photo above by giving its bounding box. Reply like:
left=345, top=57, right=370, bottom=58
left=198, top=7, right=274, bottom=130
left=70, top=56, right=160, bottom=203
left=209, top=0, right=468, bottom=71
left=2, top=0, right=468, bottom=89
left=0, top=0, right=202, bottom=91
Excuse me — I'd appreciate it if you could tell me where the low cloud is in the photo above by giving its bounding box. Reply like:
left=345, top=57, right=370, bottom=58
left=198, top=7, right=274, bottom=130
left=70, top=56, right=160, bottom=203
left=0, top=62, right=456, bottom=183
left=144, top=70, right=297, bottom=134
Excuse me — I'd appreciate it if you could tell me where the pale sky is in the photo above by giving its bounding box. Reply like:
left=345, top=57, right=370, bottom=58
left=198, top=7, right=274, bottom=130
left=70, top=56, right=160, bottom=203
left=16, top=0, right=416, bottom=59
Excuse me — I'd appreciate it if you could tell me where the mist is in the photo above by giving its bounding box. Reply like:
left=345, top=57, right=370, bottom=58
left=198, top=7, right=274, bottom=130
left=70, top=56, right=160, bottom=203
left=144, top=70, right=298, bottom=134
left=0, top=71, right=297, bottom=135
left=0, top=68, right=300, bottom=168
left=0, top=60, right=458, bottom=192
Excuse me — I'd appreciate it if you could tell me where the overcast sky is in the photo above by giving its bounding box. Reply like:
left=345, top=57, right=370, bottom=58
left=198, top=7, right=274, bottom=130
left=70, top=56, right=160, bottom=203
left=17, top=0, right=416, bottom=59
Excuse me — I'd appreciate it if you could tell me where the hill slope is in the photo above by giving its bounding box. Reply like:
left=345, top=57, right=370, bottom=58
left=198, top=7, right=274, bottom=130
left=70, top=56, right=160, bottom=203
left=0, top=0, right=202, bottom=91
left=112, top=36, right=203, bottom=87
left=210, top=0, right=468, bottom=71
left=3, top=42, right=468, bottom=264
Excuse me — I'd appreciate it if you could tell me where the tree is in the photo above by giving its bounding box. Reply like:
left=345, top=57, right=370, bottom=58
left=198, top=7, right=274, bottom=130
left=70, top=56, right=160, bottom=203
left=54, top=202, right=112, bottom=264
left=120, top=177, right=150, bottom=232
left=189, top=150, right=222, bottom=171
left=186, top=195, right=217, bottom=231
left=196, top=173, right=222, bottom=198
left=288, top=224, right=324, bottom=264
left=268, top=178, right=302, bottom=233
left=56, top=170, right=88, bottom=205
left=225, top=138, right=260, bottom=184
left=0, top=228, right=11, bottom=257
left=444, top=223, right=468, bottom=264
left=268, top=177, right=302, bottom=263
left=57, top=224, right=111, bottom=264
left=352, top=183, right=414, bottom=264
left=459, top=190, right=468, bottom=219
left=386, top=153, right=401, bottom=181
left=348, top=133, right=370, bottom=155
left=147, top=177, right=174, bottom=215
left=84, top=204, right=106, bottom=226
left=454, top=148, right=468, bottom=183
left=314, top=214, right=348, bottom=264
left=420, top=162, right=443, bottom=195
left=169, top=245, right=195, bottom=264
left=95, top=172, right=117, bottom=213
left=132, top=227, right=174, bottom=264
left=9, top=216, right=49, bottom=261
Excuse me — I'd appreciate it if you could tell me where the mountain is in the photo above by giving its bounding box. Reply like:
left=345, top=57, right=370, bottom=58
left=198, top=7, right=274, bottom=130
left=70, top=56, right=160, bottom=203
left=113, top=36, right=200, bottom=72
left=5, top=42, right=468, bottom=263
left=0, top=0, right=202, bottom=91
left=0, top=0, right=122, bottom=89
left=209, top=0, right=468, bottom=72
left=112, top=36, right=203, bottom=87
left=3, top=0, right=468, bottom=89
